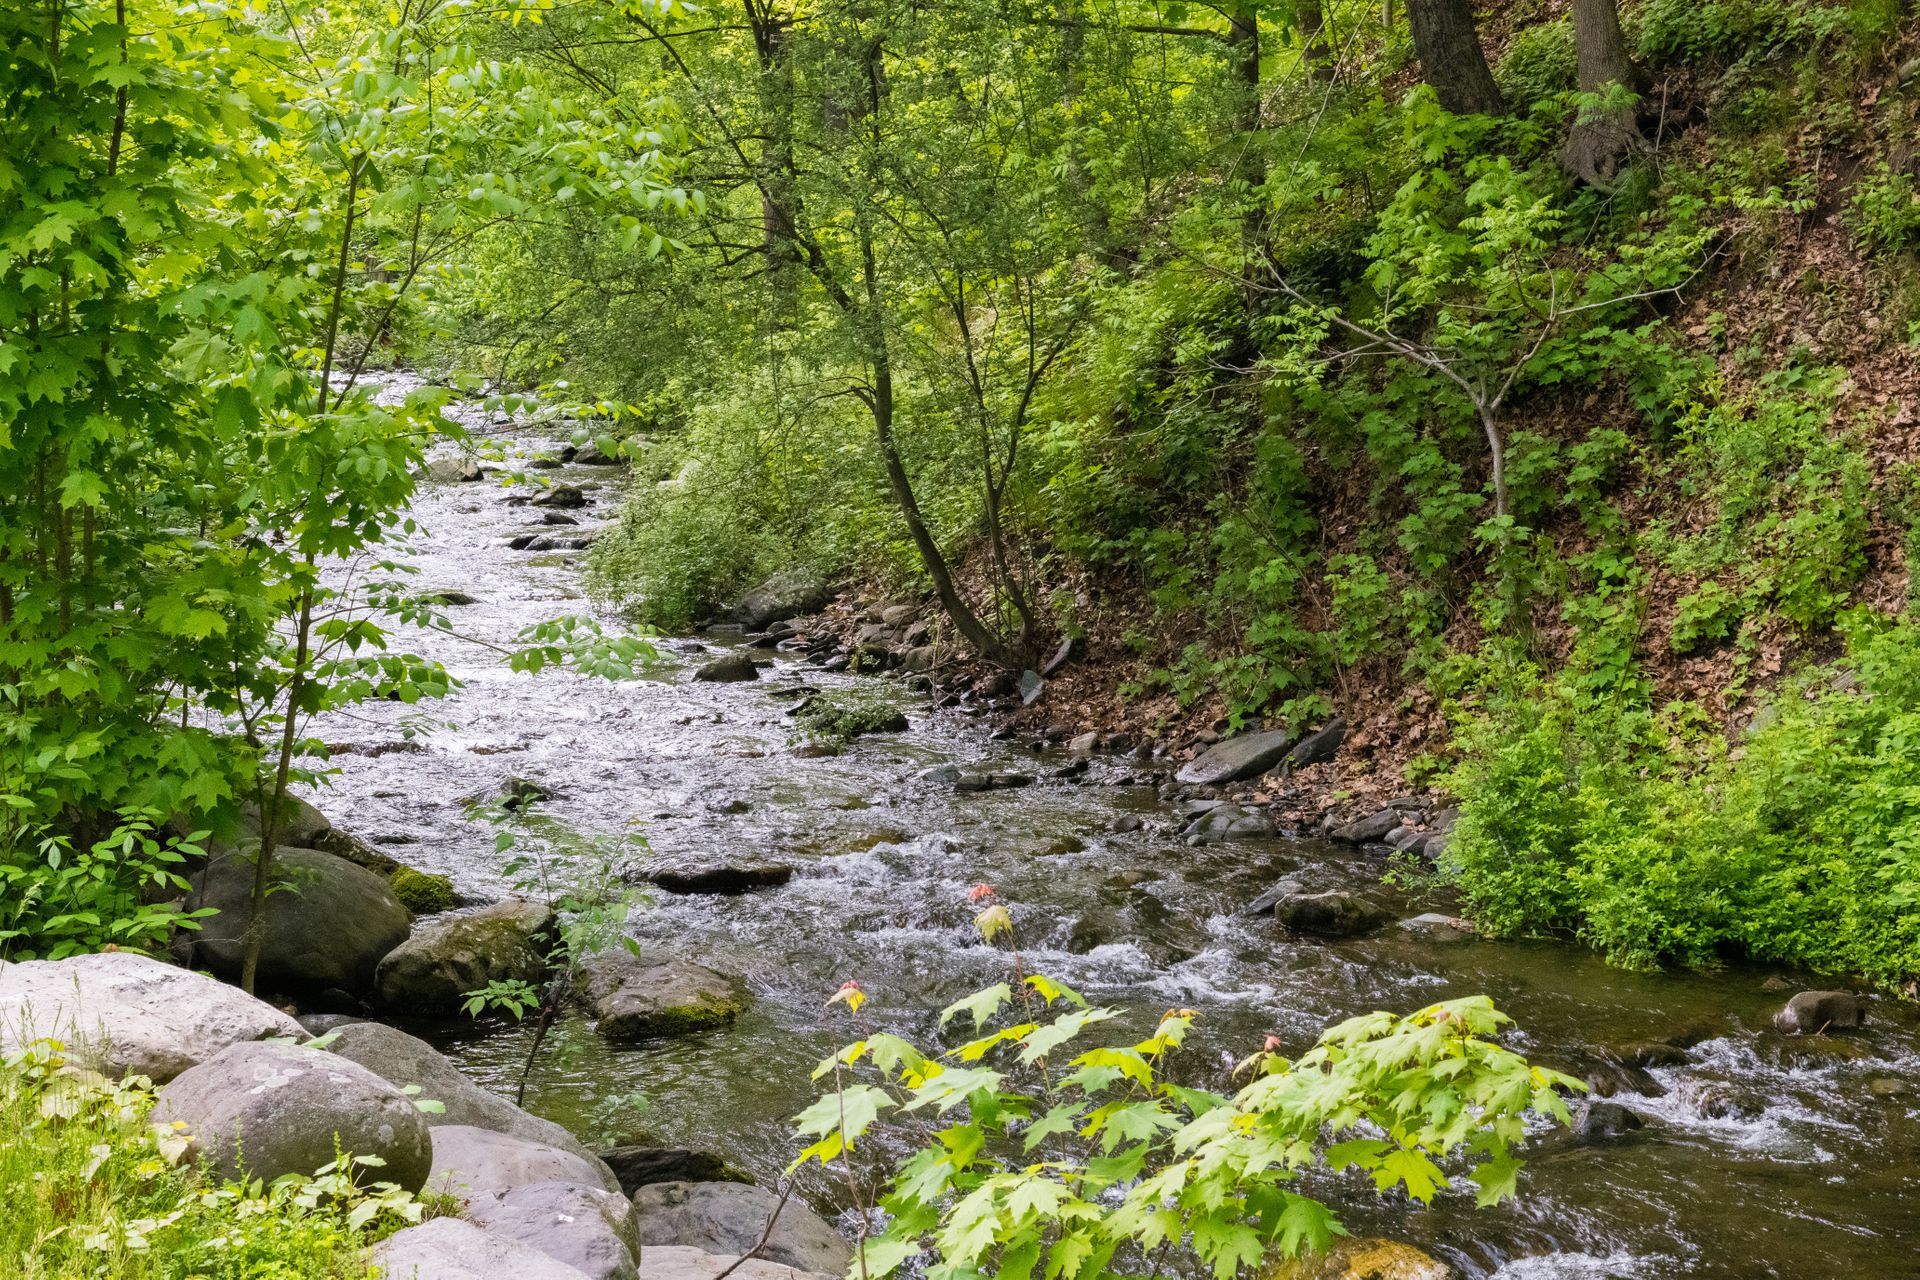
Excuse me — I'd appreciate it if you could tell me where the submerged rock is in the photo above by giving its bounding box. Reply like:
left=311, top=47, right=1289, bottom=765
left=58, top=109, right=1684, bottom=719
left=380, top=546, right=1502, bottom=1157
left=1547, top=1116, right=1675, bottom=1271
left=374, top=1217, right=595, bottom=1280
left=1774, top=990, right=1865, bottom=1034
left=1572, top=1099, right=1646, bottom=1141
left=578, top=954, right=743, bottom=1041
left=1270, top=891, right=1392, bottom=937
left=467, top=1181, right=642, bottom=1280
left=693, top=653, right=759, bottom=683
left=374, top=899, right=555, bottom=1016
left=0, top=951, right=302, bottom=1083
left=637, top=859, right=795, bottom=895
left=156, top=1041, right=433, bottom=1190
left=1175, top=728, right=1293, bottom=786
left=325, top=1022, right=596, bottom=1160
left=180, top=844, right=411, bottom=997
left=632, top=1180, right=852, bottom=1274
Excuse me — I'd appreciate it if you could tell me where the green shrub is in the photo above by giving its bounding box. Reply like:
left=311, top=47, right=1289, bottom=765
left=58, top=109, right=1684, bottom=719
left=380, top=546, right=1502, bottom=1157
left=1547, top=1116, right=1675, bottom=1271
left=1496, top=19, right=1577, bottom=107
left=0, top=812, right=214, bottom=962
left=1846, top=162, right=1920, bottom=258
left=389, top=866, right=457, bottom=915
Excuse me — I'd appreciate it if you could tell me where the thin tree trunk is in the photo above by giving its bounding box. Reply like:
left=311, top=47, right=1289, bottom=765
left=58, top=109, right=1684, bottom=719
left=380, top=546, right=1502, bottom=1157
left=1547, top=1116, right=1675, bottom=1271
left=1561, top=0, right=1644, bottom=188
left=1405, top=0, right=1503, bottom=116
left=1299, top=0, right=1335, bottom=81
left=240, top=580, right=314, bottom=996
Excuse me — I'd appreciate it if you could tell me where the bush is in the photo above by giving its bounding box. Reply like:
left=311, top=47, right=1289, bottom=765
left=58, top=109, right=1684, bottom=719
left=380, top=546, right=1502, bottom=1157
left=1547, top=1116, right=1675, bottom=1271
left=0, top=812, right=214, bottom=962
left=1443, top=613, right=1920, bottom=985
left=0, top=1039, right=428, bottom=1277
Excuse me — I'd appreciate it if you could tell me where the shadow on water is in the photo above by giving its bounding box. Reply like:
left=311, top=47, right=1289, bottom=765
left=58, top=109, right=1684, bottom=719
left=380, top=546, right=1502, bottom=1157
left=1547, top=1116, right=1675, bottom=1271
left=313, top=385, right=1920, bottom=1280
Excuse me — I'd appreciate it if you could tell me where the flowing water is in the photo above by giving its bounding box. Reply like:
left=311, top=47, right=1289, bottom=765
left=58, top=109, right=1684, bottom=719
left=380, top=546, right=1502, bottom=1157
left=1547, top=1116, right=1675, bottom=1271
left=308, top=390, right=1920, bottom=1280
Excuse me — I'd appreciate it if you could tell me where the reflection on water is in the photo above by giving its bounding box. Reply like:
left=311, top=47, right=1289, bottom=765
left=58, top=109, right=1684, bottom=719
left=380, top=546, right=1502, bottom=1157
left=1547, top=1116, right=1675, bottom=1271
left=311, top=387, right=1920, bottom=1280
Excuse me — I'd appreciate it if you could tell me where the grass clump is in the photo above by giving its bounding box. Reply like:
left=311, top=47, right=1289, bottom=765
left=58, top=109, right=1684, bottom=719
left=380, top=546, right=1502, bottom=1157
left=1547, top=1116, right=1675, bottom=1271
left=0, top=1039, right=430, bottom=1278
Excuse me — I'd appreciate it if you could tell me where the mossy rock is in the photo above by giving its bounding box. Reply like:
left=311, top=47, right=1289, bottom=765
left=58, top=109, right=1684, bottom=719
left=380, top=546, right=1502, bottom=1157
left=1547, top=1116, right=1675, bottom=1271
left=794, top=690, right=910, bottom=743
left=388, top=867, right=457, bottom=914
left=579, top=953, right=745, bottom=1041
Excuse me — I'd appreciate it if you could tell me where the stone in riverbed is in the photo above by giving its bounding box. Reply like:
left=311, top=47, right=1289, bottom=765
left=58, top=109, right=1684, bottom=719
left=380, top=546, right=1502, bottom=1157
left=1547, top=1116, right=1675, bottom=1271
left=426, top=1124, right=623, bottom=1199
left=467, top=1181, right=642, bottom=1280
left=0, top=951, right=303, bottom=1083
left=326, top=1022, right=597, bottom=1160
left=631, top=1180, right=852, bottom=1273
left=693, top=653, right=759, bottom=682
left=1329, top=808, right=1401, bottom=845
left=156, top=1041, right=433, bottom=1189
left=374, top=899, right=555, bottom=1017
left=179, top=844, right=411, bottom=997
left=1270, top=891, right=1392, bottom=937
left=1263, top=1238, right=1457, bottom=1280
left=953, top=769, right=1035, bottom=792
left=374, top=1217, right=596, bottom=1280
left=533, top=484, right=589, bottom=509
left=637, top=859, right=794, bottom=895
left=1182, top=803, right=1271, bottom=843
left=1176, top=728, right=1294, bottom=786
left=1571, top=1099, right=1646, bottom=1141
left=1774, top=990, right=1865, bottom=1034
left=425, top=457, right=489, bottom=483
left=641, top=1247, right=837, bottom=1280
left=732, top=570, right=835, bottom=631
left=578, top=953, right=743, bottom=1041
left=599, top=1147, right=751, bottom=1196
left=1284, top=717, right=1346, bottom=769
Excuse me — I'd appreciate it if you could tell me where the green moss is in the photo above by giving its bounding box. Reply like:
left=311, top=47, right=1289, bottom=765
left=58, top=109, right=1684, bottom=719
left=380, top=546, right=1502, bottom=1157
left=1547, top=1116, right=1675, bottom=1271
left=794, top=690, right=910, bottom=743
left=388, top=866, right=457, bottom=914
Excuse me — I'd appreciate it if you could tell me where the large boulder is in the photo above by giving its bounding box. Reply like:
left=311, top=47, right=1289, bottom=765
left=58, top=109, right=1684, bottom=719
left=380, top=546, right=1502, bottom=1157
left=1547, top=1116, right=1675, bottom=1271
left=468, top=1181, right=642, bottom=1280
left=1285, top=718, right=1346, bottom=769
left=578, top=954, right=743, bottom=1042
left=641, top=1247, right=837, bottom=1280
left=1264, top=1239, right=1457, bottom=1280
left=238, top=793, right=333, bottom=848
left=1271, top=891, right=1392, bottom=938
left=0, top=951, right=302, bottom=1082
left=692, top=653, right=759, bottom=683
left=426, top=1124, right=622, bottom=1199
left=180, top=844, right=411, bottom=996
left=1181, top=804, right=1271, bottom=844
left=1176, top=729, right=1294, bottom=786
left=154, top=1041, right=433, bottom=1189
left=632, top=1181, right=852, bottom=1273
left=1773, top=990, right=1865, bottom=1034
left=733, top=570, right=834, bottom=631
left=374, top=899, right=554, bottom=1016
left=323, top=1022, right=596, bottom=1161
left=1329, top=809, right=1401, bottom=845
left=373, top=1217, right=593, bottom=1280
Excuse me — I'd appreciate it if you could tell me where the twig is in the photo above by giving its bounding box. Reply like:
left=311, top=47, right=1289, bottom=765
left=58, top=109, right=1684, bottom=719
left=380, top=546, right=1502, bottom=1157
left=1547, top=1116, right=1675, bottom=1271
left=711, top=1178, right=797, bottom=1280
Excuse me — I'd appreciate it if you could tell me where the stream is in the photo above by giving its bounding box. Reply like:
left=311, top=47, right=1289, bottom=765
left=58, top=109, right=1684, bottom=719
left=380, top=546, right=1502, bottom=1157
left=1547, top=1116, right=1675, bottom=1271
left=306, top=389, right=1920, bottom=1280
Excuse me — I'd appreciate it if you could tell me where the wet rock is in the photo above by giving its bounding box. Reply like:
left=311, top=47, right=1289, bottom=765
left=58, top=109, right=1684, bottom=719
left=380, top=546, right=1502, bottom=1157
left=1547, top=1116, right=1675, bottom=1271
left=1284, top=717, right=1346, bottom=769
left=1572, top=1100, right=1646, bottom=1141
left=1673, top=1078, right=1759, bottom=1120
left=953, top=770, right=1036, bottom=792
left=1264, top=1238, right=1458, bottom=1280
left=426, top=1124, right=623, bottom=1199
left=1175, top=728, right=1294, bottom=786
left=574, top=442, right=624, bottom=466
left=1068, top=731, right=1102, bottom=754
left=733, top=569, right=834, bottom=631
left=428, top=590, right=480, bottom=606
left=1774, top=990, right=1865, bottom=1034
left=156, top=1041, right=433, bottom=1189
left=1244, top=876, right=1305, bottom=916
left=425, top=457, right=488, bottom=483
left=1108, top=869, right=1160, bottom=888
left=792, top=742, right=841, bottom=758
left=1399, top=912, right=1474, bottom=943
left=632, top=1181, right=853, bottom=1274
left=389, top=866, right=458, bottom=914
left=693, top=653, right=759, bottom=682
left=599, top=1147, right=751, bottom=1196
left=374, top=1216, right=596, bottom=1280
left=1868, top=1076, right=1913, bottom=1098
left=641, top=1247, right=836, bottom=1280
left=0, top=951, right=302, bottom=1083
left=325, top=1022, right=597, bottom=1160
left=578, top=954, right=743, bottom=1041
left=638, top=859, right=794, bottom=895
left=542, top=512, right=581, bottom=526
left=1110, top=814, right=1144, bottom=833
left=180, top=844, right=411, bottom=997
left=1603, top=1040, right=1691, bottom=1069
left=1182, top=804, right=1271, bottom=844
left=533, top=484, right=589, bottom=509
left=467, top=1181, right=642, bottom=1280
left=1040, top=835, right=1087, bottom=855
left=374, top=899, right=555, bottom=1016
left=1329, top=808, right=1401, bottom=845
left=1271, top=891, right=1392, bottom=937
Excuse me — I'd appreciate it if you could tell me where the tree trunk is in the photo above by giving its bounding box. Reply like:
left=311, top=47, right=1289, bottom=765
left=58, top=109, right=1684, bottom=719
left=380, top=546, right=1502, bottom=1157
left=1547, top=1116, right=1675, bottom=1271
left=1560, top=0, right=1644, bottom=188
left=1299, top=0, right=1335, bottom=82
left=1405, top=0, right=1503, bottom=116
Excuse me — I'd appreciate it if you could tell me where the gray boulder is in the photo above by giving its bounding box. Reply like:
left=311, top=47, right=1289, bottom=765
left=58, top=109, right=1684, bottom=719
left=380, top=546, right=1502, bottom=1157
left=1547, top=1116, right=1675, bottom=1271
left=1572, top=1100, right=1646, bottom=1141
left=0, top=951, right=302, bottom=1082
left=155, top=1041, right=433, bottom=1189
left=374, top=1218, right=593, bottom=1280
left=1271, top=891, right=1392, bottom=937
left=733, top=570, right=834, bottom=631
left=468, top=1181, right=642, bottom=1280
left=237, top=793, right=333, bottom=848
left=1181, top=804, right=1270, bottom=844
left=426, top=1124, right=622, bottom=1199
left=632, top=1180, right=852, bottom=1273
left=534, top=485, right=589, bottom=509
left=1329, top=809, right=1401, bottom=845
left=693, top=653, right=759, bottom=683
left=1175, top=729, right=1293, bottom=786
left=1774, top=990, right=1865, bottom=1034
left=578, top=954, right=743, bottom=1041
left=425, top=457, right=487, bottom=484
left=641, top=1247, right=836, bottom=1280
left=181, top=844, right=411, bottom=996
left=323, top=1022, right=596, bottom=1160
left=375, top=899, right=554, bottom=1016
left=1285, top=718, right=1346, bottom=769
left=1244, top=876, right=1305, bottom=916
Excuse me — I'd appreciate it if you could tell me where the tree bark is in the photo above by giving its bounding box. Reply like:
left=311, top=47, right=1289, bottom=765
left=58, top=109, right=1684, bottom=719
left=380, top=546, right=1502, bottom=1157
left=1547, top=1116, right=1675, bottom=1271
left=1560, top=0, right=1644, bottom=188
left=1405, top=0, right=1503, bottom=116
left=1298, top=0, right=1335, bottom=82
